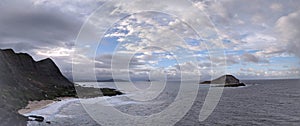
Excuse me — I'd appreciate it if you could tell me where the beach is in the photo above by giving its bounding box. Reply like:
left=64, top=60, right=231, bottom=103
left=18, top=97, right=76, bottom=115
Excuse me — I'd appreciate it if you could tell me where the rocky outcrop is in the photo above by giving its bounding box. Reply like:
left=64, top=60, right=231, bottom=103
left=200, top=75, right=246, bottom=87
left=76, top=87, right=123, bottom=98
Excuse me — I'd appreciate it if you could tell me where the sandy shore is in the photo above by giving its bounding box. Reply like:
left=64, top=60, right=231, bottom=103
left=18, top=97, right=74, bottom=115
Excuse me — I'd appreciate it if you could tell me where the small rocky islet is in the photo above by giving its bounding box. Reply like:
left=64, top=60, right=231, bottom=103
left=200, top=75, right=246, bottom=87
left=0, top=49, right=123, bottom=125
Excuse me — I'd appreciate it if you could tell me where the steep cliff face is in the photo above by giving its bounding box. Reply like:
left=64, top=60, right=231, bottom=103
left=0, top=49, right=76, bottom=126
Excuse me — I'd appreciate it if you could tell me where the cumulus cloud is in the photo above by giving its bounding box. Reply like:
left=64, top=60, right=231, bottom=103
left=276, top=10, right=300, bottom=57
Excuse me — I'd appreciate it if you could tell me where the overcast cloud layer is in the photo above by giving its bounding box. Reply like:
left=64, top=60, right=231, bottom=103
left=0, top=0, right=300, bottom=80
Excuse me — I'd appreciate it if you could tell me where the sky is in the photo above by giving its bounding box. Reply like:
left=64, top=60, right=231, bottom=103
left=1, top=0, right=300, bottom=80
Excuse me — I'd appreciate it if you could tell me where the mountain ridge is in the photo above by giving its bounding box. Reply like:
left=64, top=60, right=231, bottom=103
left=0, top=48, right=76, bottom=125
left=0, top=48, right=124, bottom=125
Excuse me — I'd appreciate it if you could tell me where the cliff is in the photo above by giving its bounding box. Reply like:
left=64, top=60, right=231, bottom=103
left=200, top=75, right=246, bottom=87
left=0, top=49, right=76, bottom=125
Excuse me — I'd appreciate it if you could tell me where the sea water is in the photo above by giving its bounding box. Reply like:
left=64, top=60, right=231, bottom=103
left=25, top=80, right=300, bottom=126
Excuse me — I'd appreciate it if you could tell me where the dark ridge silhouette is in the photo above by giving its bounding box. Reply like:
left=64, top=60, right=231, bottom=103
left=0, top=49, right=123, bottom=125
left=0, top=49, right=76, bottom=125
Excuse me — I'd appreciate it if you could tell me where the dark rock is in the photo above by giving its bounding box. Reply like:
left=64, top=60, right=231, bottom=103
left=200, top=81, right=211, bottom=84
left=221, top=83, right=246, bottom=87
left=200, top=75, right=246, bottom=87
left=46, top=121, right=51, bottom=124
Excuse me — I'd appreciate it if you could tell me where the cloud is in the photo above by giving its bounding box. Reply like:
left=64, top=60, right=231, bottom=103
left=239, top=67, right=300, bottom=79
left=241, top=53, right=269, bottom=63
left=276, top=10, right=300, bottom=57
left=270, top=3, right=283, bottom=12
left=0, top=0, right=83, bottom=51
left=1, top=0, right=300, bottom=79
left=35, top=47, right=75, bottom=57
left=203, top=0, right=299, bottom=53
left=0, top=0, right=104, bottom=78
left=31, top=0, right=104, bottom=16
left=103, top=12, right=204, bottom=53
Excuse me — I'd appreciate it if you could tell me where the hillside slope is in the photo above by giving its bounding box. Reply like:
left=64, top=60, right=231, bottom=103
left=0, top=49, right=76, bottom=125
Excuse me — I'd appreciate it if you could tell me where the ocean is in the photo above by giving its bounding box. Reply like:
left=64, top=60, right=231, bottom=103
left=24, top=79, right=300, bottom=126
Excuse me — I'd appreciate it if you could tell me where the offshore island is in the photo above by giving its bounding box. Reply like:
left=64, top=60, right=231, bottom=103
left=200, top=75, right=246, bottom=87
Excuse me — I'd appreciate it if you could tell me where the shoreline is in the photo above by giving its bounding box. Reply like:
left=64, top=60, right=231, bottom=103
left=18, top=97, right=75, bottom=115
left=17, top=86, right=124, bottom=116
